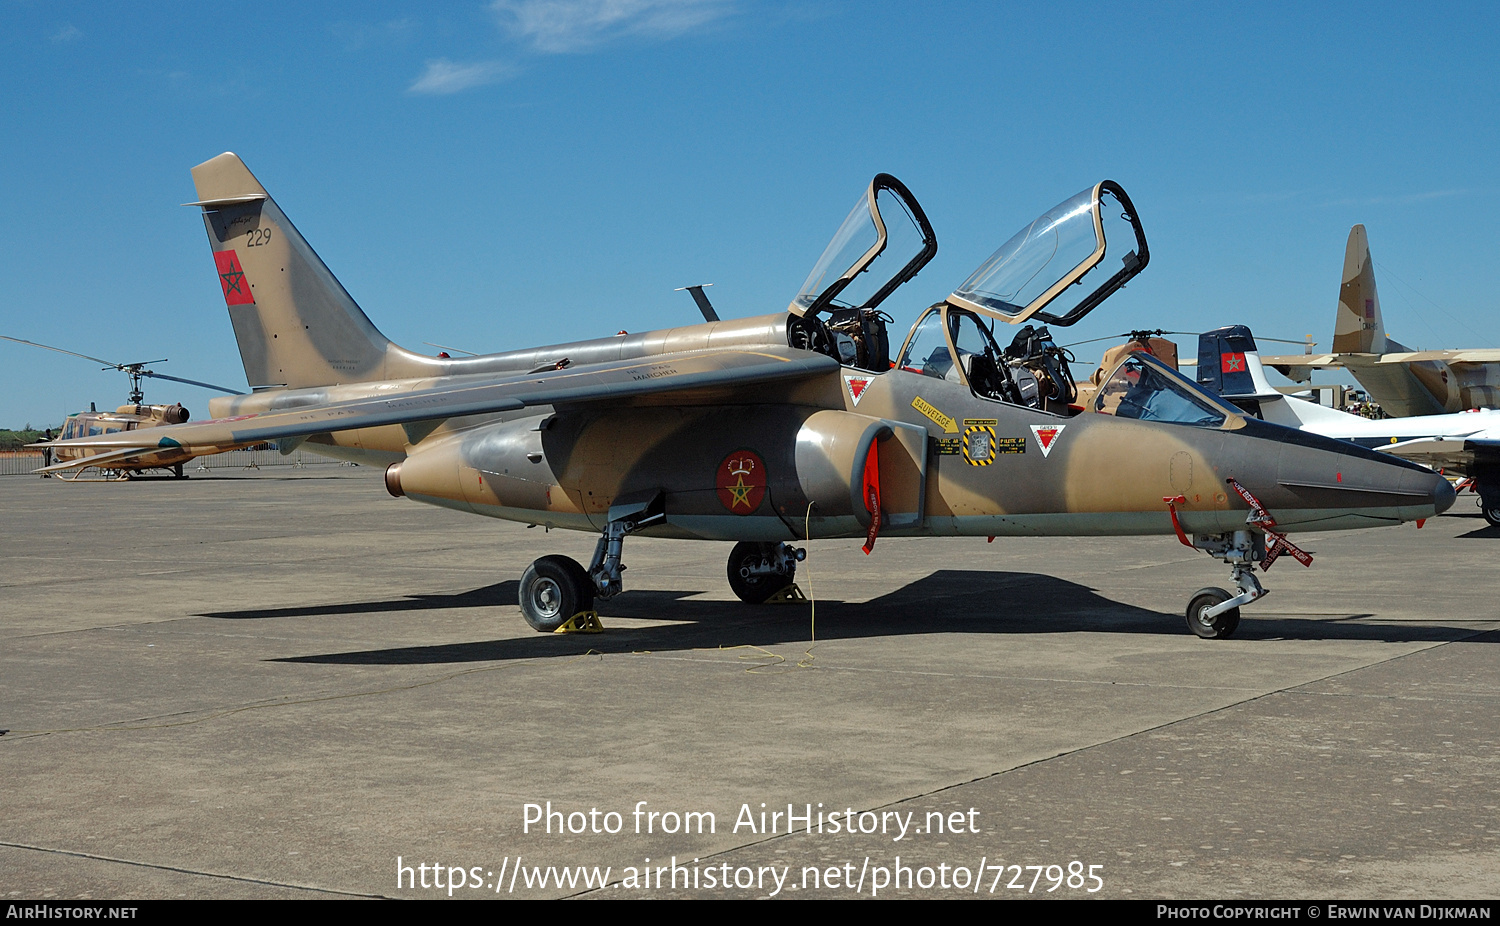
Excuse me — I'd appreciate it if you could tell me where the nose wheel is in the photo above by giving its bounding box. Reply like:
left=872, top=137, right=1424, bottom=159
left=1186, top=587, right=1241, bottom=639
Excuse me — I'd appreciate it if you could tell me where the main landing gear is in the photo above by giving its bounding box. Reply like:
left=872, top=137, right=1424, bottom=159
left=726, top=541, right=806, bottom=604
left=518, top=555, right=595, bottom=632
left=517, top=491, right=665, bottom=632
left=1456, top=474, right=1500, bottom=528
left=1478, top=481, right=1500, bottom=528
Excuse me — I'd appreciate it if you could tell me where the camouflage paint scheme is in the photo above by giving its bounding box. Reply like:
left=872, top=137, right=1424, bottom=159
left=37, top=155, right=1455, bottom=636
left=1265, top=225, right=1500, bottom=417
left=41, top=403, right=201, bottom=474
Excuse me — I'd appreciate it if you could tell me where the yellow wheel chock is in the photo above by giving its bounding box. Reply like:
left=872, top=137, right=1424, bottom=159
left=765, top=584, right=808, bottom=604
left=553, top=611, right=605, bottom=633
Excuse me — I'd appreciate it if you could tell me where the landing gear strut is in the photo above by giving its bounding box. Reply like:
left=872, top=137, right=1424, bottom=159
left=517, top=491, right=665, bottom=632
left=1183, top=530, right=1267, bottom=639
left=726, top=541, right=805, bottom=604
left=1169, top=479, right=1313, bottom=640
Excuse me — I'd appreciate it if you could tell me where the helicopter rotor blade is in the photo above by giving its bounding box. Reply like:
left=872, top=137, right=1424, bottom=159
left=5, top=335, right=238, bottom=397
left=1, top=335, right=122, bottom=369
left=1062, top=330, right=1196, bottom=349
left=139, top=370, right=241, bottom=395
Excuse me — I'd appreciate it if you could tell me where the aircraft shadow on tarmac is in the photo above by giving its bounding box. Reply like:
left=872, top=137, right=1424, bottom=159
left=231, top=570, right=1496, bottom=667
left=201, top=582, right=523, bottom=619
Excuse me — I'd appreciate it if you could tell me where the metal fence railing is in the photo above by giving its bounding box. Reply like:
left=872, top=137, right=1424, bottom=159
left=0, top=447, right=347, bottom=476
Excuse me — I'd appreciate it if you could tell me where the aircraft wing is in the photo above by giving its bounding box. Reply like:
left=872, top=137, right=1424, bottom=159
left=30, top=445, right=212, bottom=475
left=1259, top=352, right=1346, bottom=372
left=1263, top=349, right=1500, bottom=371
left=1377, top=436, right=1500, bottom=471
left=34, top=347, right=839, bottom=467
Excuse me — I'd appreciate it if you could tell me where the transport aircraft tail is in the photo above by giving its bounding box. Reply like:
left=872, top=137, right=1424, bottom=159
left=190, top=153, right=445, bottom=390
left=1330, top=224, right=1395, bottom=355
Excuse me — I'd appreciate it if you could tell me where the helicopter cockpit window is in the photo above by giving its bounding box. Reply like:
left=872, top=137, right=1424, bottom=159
left=1094, top=354, right=1239, bottom=428
left=947, top=180, right=1148, bottom=328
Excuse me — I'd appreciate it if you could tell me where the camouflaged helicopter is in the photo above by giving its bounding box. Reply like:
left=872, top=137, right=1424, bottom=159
left=37, top=154, right=1455, bottom=638
left=3, top=336, right=237, bottom=478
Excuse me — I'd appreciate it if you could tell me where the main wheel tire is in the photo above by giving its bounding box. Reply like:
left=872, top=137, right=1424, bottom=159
left=1186, top=586, right=1240, bottom=639
left=1482, top=501, right=1500, bottom=528
left=519, top=555, right=595, bottom=632
left=727, top=541, right=793, bottom=604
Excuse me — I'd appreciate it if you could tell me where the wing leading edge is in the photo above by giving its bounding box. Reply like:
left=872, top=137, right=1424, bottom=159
left=34, top=347, right=840, bottom=470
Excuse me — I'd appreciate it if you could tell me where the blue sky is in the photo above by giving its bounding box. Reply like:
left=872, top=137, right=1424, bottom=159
left=3, top=1, right=1497, bottom=427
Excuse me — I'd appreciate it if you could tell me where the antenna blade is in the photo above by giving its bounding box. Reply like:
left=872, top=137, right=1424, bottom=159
left=675, top=284, right=719, bottom=322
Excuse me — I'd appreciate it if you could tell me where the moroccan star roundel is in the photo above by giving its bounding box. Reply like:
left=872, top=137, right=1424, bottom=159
left=715, top=449, right=767, bottom=514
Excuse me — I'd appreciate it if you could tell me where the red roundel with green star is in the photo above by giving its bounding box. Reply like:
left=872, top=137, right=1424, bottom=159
left=715, top=449, right=766, bottom=514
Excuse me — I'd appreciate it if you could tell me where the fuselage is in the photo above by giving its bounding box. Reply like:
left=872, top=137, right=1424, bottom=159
left=210, top=312, right=1455, bottom=543
left=51, top=404, right=195, bottom=469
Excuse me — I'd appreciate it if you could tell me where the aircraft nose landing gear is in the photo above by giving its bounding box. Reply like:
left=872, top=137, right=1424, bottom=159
left=1173, top=479, right=1312, bottom=640
left=1182, top=532, right=1269, bottom=639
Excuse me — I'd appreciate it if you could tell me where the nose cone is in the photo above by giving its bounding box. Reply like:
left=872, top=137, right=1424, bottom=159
left=1233, top=419, right=1456, bottom=529
left=1432, top=473, right=1457, bottom=515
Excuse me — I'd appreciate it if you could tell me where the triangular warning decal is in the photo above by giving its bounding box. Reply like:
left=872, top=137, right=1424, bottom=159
left=844, top=375, right=871, bottom=406
left=1030, top=423, right=1065, bottom=457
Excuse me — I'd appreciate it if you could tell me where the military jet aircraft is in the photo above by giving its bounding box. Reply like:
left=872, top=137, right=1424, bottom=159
left=1196, top=325, right=1500, bottom=527
left=38, top=154, right=1455, bottom=639
left=1262, top=225, right=1500, bottom=416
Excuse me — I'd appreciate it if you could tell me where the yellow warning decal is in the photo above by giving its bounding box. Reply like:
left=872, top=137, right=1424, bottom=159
left=911, top=396, right=959, bottom=433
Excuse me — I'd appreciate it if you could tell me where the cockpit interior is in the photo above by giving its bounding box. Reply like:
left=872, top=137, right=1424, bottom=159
left=787, top=176, right=1189, bottom=420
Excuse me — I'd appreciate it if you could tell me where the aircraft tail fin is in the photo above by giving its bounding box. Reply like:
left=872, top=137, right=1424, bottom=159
left=1197, top=326, right=1358, bottom=427
left=190, top=153, right=442, bottom=390
left=1196, top=325, right=1279, bottom=399
left=1330, top=224, right=1388, bottom=355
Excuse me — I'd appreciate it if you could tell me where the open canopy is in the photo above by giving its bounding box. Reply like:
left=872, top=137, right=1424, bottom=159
left=789, top=174, right=936, bottom=318
left=948, top=180, right=1148, bottom=327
